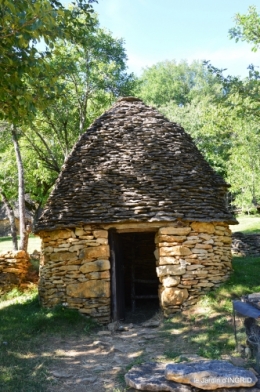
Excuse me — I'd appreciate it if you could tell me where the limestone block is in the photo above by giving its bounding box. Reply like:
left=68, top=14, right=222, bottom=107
left=156, top=235, right=187, bottom=243
left=156, top=265, right=186, bottom=277
left=191, top=222, right=215, bottom=234
left=159, top=227, right=191, bottom=236
left=50, top=252, right=78, bottom=261
left=69, top=244, right=85, bottom=252
left=215, top=225, right=226, bottom=231
left=67, top=280, right=110, bottom=298
left=93, top=230, right=108, bottom=239
left=160, top=287, right=188, bottom=306
left=181, top=280, right=198, bottom=285
left=48, top=229, right=75, bottom=240
left=158, top=256, right=179, bottom=265
left=219, top=235, right=232, bottom=244
left=197, top=282, right=214, bottom=287
left=159, top=246, right=192, bottom=256
left=79, top=259, right=110, bottom=274
left=86, top=271, right=110, bottom=279
left=75, top=227, right=85, bottom=236
left=58, top=265, right=79, bottom=271
left=192, top=248, right=207, bottom=254
left=83, top=245, right=109, bottom=260
left=96, top=238, right=108, bottom=245
left=195, top=243, right=212, bottom=249
left=161, top=276, right=181, bottom=287
left=186, top=265, right=204, bottom=270
left=199, top=233, right=211, bottom=241
left=183, top=240, right=199, bottom=246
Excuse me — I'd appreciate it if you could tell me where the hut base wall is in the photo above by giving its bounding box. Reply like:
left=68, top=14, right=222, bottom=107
left=38, top=226, right=111, bottom=324
left=156, top=221, right=232, bottom=316
left=38, top=220, right=232, bottom=323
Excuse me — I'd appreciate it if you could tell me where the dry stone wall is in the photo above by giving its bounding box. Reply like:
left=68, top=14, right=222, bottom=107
left=232, top=232, right=260, bottom=257
left=155, top=221, right=232, bottom=317
left=38, top=226, right=111, bottom=324
left=38, top=220, right=232, bottom=323
left=0, top=250, right=30, bottom=292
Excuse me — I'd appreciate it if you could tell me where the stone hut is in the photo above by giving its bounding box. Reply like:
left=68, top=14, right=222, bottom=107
left=35, top=97, right=237, bottom=324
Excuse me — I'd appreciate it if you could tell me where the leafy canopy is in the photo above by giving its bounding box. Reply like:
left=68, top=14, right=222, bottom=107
left=0, top=0, right=95, bottom=121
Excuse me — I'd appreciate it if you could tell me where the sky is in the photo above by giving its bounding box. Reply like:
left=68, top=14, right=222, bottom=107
left=90, top=0, right=260, bottom=78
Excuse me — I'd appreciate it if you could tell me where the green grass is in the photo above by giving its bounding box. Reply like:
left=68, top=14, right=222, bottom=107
left=161, top=256, right=260, bottom=361
left=0, top=256, right=260, bottom=390
left=0, top=288, right=98, bottom=392
left=0, top=235, right=41, bottom=254
left=232, top=215, right=260, bottom=234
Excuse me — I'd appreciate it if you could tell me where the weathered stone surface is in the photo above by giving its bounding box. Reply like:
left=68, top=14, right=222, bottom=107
left=165, top=360, right=257, bottom=390
left=79, top=259, right=110, bottom=274
left=156, top=235, right=187, bottom=244
left=83, top=245, right=109, bottom=259
left=161, top=288, right=188, bottom=306
left=191, top=222, right=215, bottom=234
left=159, top=246, right=192, bottom=256
left=161, top=276, right=181, bottom=287
left=93, top=230, right=108, bottom=239
left=125, top=362, right=192, bottom=392
left=50, top=252, right=77, bottom=261
left=66, top=280, right=110, bottom=298
left=159, top=227, right=192, bottom=236
left=158, top=256, right=179, bottom=265
left=156, top=265, right=186, bottom=277
left=48, top=229, right=74, bottom=240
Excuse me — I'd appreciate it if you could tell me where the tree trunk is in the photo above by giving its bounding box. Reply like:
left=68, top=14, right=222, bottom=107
left=11, top=125, right=29, bottom=252
left=0, top=189, right=18, bottom=250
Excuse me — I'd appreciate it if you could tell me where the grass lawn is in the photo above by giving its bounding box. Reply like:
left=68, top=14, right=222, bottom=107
left=0, top=235, right=41, bottom=254
left=232, top=215, right=260, bottom=234
left=0, top=256, right=260, bottom=391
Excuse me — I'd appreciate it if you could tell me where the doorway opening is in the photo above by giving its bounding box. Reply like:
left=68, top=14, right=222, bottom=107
left=109, top=230, right=160, bottom=322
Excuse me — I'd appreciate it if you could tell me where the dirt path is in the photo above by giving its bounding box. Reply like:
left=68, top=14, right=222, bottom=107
left=44, top=322, right=169, bottom=392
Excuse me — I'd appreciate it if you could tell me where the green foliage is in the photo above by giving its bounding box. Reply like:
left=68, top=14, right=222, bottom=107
left=136, top=60, right=221, bottom=107
left=229, top=6, right=260, bottom=51
left=160, top=98, right=233, bottom=177
left=0, top=0, right=95, bottom=122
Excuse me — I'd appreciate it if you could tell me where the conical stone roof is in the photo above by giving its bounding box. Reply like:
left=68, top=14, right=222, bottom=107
left=35, top=97, right=236, bottom=232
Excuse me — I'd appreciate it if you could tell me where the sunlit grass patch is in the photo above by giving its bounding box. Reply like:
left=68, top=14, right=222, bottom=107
left=161, top=256, right=260, bottom=360
left=232, top=215, right=260, bottom=234
left=0, top=291, right=98, bottom=391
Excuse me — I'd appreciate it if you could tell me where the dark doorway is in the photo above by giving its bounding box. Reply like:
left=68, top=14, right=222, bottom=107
left=109, top=230, right=159, bottom=321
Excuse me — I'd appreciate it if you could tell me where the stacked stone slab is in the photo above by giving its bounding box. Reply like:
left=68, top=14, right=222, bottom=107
left=38, top=226, right=111, bottom=323
left=155, top=221, right=232, bottom=316
left=0, top=250, right=30, bottom=292
left=35, top=97, right=237, bottom=323
left=232, top=233, right=260, bottom=257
